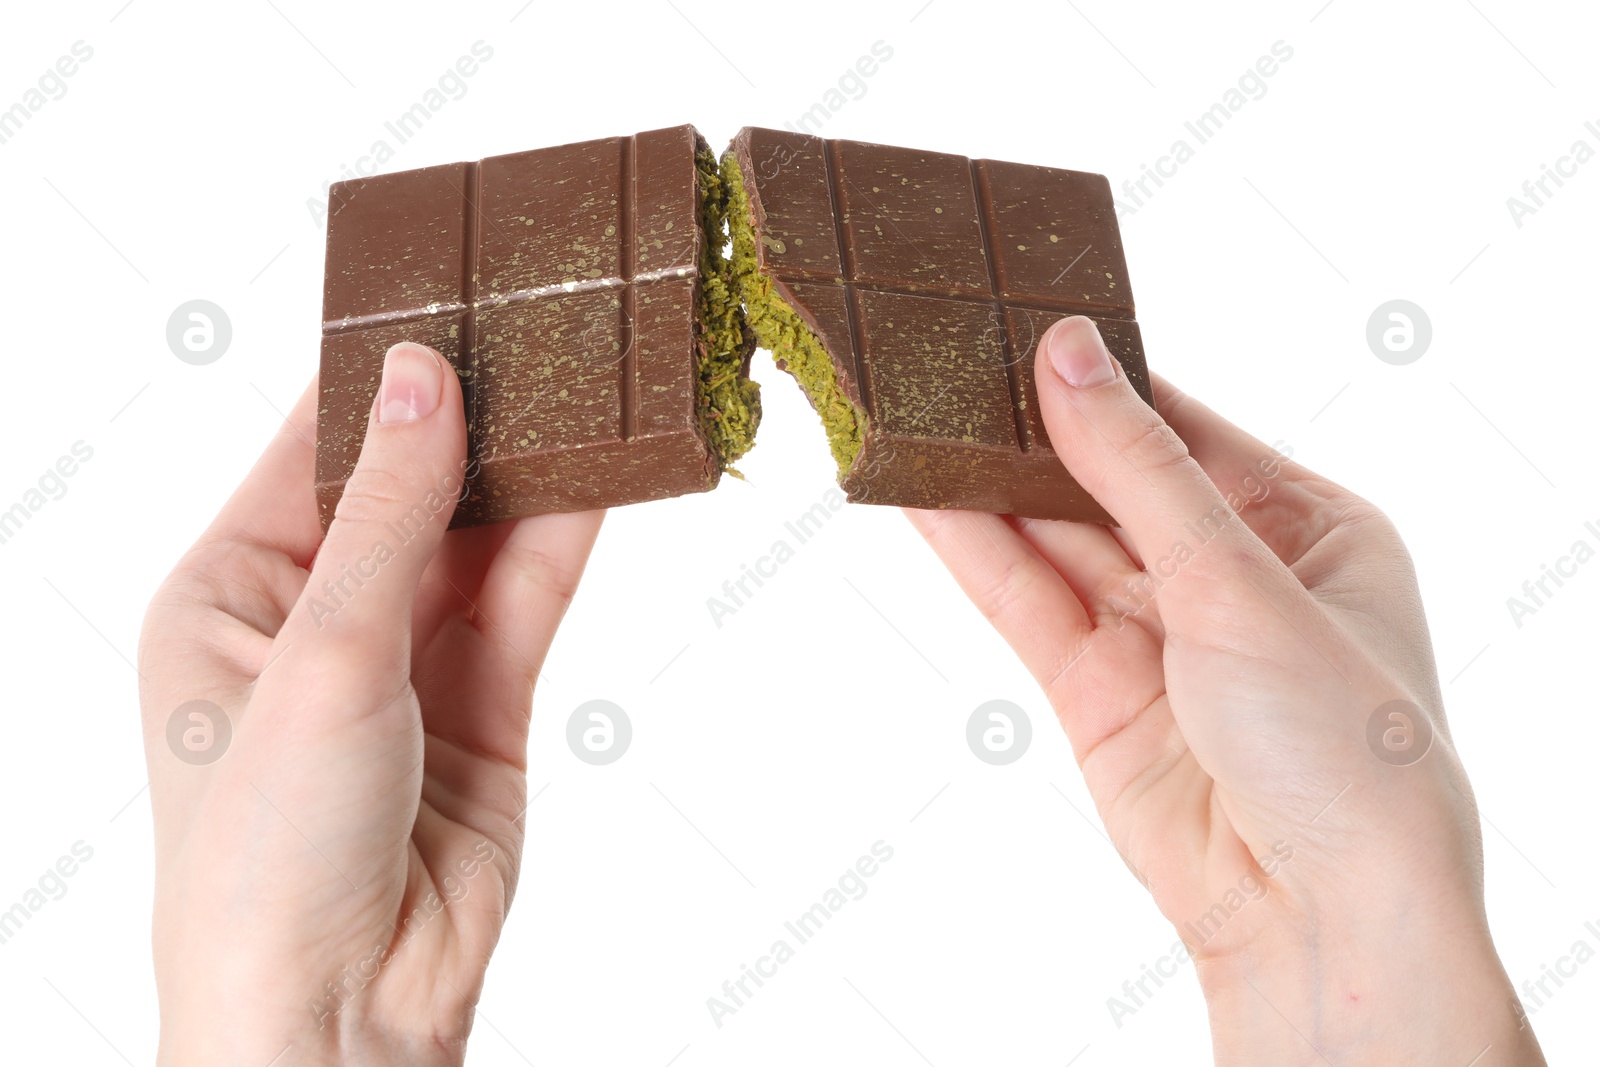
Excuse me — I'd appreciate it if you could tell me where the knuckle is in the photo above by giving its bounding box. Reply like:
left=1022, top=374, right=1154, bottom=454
left=296, top=625, right=408, bottom=688
left=501, top=541, right=584, bottom=609
left=975, top=553, right=1043, bottom=627
left=1307, top=479, right=1403, bottom=547
left=1153, top=380, right=1193, bottom=421
left=152, top=541, right=248, bottom=616
left=1118, top=412, right=1193, bottom=476
left=1336, top=497, right=1409, bottom=560
left=1334, top=494, right=1392, bottom=533
left=333, top=466, right=432, bottom=529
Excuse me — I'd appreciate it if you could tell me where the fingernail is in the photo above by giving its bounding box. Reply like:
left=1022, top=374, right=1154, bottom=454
left=378, top=343, right=443, bottom=423
left=1045, top=316, right=1116, bottom=389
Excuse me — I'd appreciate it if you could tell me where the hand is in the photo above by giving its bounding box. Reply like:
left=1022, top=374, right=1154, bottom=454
left=139, top=343, right=603, bottom=1066
left=906, top=318, right=1545, bottom=1065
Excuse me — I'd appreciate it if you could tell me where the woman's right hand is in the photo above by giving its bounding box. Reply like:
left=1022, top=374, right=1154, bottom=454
left=907, top=316, right=1545, bottom=1065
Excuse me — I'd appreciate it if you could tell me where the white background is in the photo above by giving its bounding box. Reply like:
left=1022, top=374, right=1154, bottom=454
left=2, top=0, right=1596, bottom=1063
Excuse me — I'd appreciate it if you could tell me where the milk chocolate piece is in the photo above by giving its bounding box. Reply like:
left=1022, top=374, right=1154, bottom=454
left=316, top=124, right=755, bottom=530
left=725, top=127, right=1152, bottom=523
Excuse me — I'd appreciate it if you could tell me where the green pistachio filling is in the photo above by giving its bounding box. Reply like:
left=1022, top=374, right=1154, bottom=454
left=694, top=145, right=761, bottom=471
left=722, top=153, right=867, bottom=476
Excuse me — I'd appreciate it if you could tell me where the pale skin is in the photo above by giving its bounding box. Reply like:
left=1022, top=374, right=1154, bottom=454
left=140, top=326, right=1544, bottom=1064
left=140, top=343, right=604, bottom=1065
left=907, top=317, right=1544, bottom=1065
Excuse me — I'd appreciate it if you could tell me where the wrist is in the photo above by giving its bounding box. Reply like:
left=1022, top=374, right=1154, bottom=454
left=157, top=1005, right=338, bottom=1067
left=1194, top=919, right=1543, bottom=1066
left=159, top=1011, right=467, bottom=1067
left=157, top=964, right=469, bottom=1067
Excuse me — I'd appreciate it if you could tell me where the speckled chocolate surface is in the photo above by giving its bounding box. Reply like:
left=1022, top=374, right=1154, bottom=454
left=728, top=127, right=1153, bottom=523
left=316, top=124, right=720, bottom=530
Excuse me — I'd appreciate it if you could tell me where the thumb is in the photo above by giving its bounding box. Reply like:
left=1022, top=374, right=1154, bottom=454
left=1031, top=316, right=1316, bottom=652
left=282, top=341, right=467, bottom=659
left=1034, top=314, right=1371, bottom=688
left=1034, top=316, right=1259, bottom=570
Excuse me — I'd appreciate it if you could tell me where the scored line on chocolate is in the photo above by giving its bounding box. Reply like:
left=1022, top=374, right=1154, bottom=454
left=969, top=157, right=1031, bottom=453
left=746, top=277, right=1135, bottom=318
left=322, top=303, right=470, bottom=335
left=460, top=160, right=482, bottom=465
left=619, top=132, right=638, bottom=442
left=323, top=251, right=1126, bottom=339
left=822, top=137, right=875, bottom=423
left=319, top=141, right=702, bottom=340
left=320, top=284, right=1125, bottom=336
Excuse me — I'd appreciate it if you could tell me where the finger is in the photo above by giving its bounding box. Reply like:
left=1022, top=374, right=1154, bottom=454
left=198, top=377, right=323, bottom=566
left=903, top=508, right=1092, bottom=690
left=412, top=523, right=516, bottom=652
left=1036, top=321, right=1389, bottom=777
left=141, top=376, right=320, bottom=753
left=278, top=342, right=468, bottom=664
left=472, top=509, right=605, bottom=680
left=906, top=509, right=1171, bottom=764
left=1032, top=318, right=1297, bottom=630
left=1106, top=526, right=1145, bottom=570
left=414, top=511, right=603, bottom=768
left=1007, top=515, right=1143, bottom=620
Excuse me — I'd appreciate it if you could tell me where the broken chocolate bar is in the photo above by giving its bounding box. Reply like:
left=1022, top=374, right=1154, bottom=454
left=317, top=124, right=1150, bottom=529
left=316, top=124, right=758, bottom=530
left=723, top=127, right=1153, bottom=523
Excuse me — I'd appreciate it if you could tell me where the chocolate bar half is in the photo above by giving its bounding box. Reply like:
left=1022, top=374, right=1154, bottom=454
left=723, top=127, right=1153, bottom=523
left=316, top=124, right=758, bottom=530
